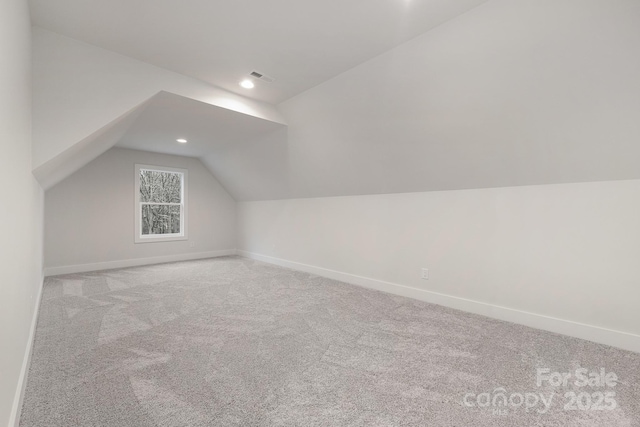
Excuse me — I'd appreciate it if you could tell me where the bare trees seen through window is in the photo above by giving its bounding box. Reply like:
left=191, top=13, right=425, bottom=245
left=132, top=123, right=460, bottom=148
left=139, top=169, right=183, bottom=235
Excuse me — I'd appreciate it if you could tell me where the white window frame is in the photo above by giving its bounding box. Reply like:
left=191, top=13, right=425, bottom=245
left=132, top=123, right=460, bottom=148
left=134, top=164, right=188, bottom=243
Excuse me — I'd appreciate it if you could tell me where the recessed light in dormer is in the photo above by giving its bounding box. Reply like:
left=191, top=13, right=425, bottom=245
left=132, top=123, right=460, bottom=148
left=240, top=79, right=255, bottom=89
left=176, top=138, right=187, bottom=144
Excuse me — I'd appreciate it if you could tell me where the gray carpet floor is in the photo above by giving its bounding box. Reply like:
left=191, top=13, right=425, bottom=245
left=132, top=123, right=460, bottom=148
left=20, top=256, right=640, bottom=426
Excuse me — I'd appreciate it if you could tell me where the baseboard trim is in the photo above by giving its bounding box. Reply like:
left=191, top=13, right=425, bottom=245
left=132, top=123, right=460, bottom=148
left=44, top=249, right=237, bottom=276
left=9, top=274, right=45, bottom=427
left=238, top=250, right=640, bottom=354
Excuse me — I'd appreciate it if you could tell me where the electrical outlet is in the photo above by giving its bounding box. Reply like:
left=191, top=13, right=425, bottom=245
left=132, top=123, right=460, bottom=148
left=421, top=268, right=429, bottom=280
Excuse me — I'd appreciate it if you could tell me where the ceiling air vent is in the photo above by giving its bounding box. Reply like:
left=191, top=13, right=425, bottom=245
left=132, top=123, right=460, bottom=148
left=249, top=70, right=275, bottom=84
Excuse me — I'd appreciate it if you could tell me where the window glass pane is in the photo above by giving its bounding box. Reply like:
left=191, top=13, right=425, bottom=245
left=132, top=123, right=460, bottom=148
left=139, top=170, right=182, bottom=203
left=169, top=205, right=181, bottom=233
left=142, top=205, right=149, bottom=235
left=141, top=205, right=181, bottom=235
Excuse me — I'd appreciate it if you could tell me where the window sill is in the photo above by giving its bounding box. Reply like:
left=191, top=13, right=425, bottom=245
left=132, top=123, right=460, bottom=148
left=135, top=235, right=188, bottom=244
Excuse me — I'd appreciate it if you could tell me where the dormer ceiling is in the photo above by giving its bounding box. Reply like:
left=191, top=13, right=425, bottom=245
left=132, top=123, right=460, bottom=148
left=116, top=92, right=285, bottom=158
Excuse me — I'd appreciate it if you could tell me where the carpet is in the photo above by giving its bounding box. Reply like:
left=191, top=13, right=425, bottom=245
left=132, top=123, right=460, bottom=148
left=19, top=256, right=640, bottom=426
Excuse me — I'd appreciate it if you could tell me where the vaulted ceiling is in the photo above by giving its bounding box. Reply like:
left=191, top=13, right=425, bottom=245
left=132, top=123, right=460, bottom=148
left=29, top=0, right=640, bottom=201
left=29, top=0, right=489, bottom=104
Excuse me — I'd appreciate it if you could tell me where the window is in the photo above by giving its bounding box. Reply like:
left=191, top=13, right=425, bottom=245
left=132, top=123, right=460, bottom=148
left=134, top=164, right=188, bottom=243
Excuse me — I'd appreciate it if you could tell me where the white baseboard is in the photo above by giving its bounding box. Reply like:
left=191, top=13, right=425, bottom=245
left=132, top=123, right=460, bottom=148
left=238, top=250, right=640, bottom=354
left=9, top=275, right=44, bottom=427
left=44, top=249, right=237, bottom=277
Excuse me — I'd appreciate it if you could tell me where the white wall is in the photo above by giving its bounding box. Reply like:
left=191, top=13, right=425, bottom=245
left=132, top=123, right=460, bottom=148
left=238, top=179, right=640, bottom=351
left=45, top=148, right=236, bottom=273
left=0, top=1, right=45, bottom=426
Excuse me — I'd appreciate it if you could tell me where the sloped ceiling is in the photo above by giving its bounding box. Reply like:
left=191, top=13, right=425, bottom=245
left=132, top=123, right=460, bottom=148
left=269, top=0, right=640, bottom=199
left=29, top=0, right=490, bottom=104
left=33, top=99, right=151, bottom=190
left=203, top=0, right=640, bottom=201
left=32, top=0, right=640, bottom=201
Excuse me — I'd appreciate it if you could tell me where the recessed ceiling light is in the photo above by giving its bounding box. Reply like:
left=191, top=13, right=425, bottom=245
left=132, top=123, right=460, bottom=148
left=240, top=79, right=255, bottom=89
left=176, top=138, right=188, bottom=144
